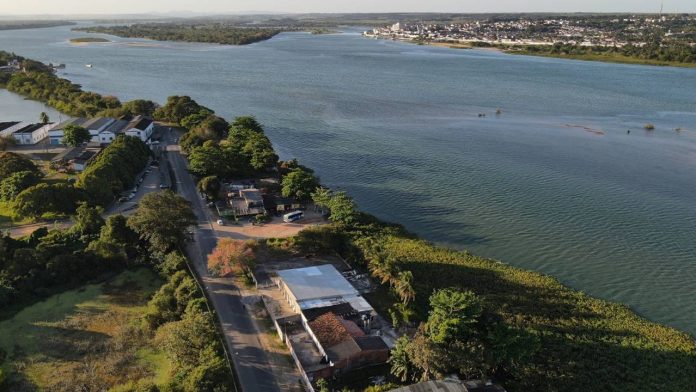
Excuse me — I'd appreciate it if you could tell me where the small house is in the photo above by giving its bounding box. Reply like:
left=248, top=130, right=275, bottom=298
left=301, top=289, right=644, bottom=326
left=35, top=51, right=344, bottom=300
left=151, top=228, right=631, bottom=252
left=123, top=115, right=154, bottom=142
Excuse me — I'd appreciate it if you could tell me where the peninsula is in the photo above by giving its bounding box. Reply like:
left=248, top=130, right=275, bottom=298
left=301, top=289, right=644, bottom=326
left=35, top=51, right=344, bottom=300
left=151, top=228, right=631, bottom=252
left=74, top=23, right=283, bottom=45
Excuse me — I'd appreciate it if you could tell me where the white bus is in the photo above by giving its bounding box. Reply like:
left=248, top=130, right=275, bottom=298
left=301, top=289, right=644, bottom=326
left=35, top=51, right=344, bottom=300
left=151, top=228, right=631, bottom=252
left=283, top=211, right=304, bottom=223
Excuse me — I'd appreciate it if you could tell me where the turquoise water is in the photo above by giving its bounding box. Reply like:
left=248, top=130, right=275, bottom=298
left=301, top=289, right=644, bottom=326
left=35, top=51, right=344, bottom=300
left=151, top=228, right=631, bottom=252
left=1, top=24, right=695, bottom=334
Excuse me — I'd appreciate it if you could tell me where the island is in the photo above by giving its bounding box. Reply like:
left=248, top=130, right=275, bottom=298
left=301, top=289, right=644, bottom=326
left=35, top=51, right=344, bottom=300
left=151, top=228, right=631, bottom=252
left=0, top=20, right=75, bottom=31
left=69, top=37, right=110, bottom=44
left=74, top=23, right=283, bottom=45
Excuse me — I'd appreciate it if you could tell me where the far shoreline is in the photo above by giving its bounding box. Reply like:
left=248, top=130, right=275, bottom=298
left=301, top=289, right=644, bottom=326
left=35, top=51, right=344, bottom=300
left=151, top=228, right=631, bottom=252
left=371, top=36, right=696, bottom=69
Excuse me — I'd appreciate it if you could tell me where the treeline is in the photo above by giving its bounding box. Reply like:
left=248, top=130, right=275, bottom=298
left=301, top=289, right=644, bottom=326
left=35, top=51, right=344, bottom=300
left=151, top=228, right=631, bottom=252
left=75, top=23, right=282, bottom=45
left=0, top=21, right=75, bottom=31
left=274, top=189, right=696, bottom=391
left=0, top=50, right=159, bottom=118
left=76, top=134, right=151, bottom=206
left=517, top=41, right=696, bottom=64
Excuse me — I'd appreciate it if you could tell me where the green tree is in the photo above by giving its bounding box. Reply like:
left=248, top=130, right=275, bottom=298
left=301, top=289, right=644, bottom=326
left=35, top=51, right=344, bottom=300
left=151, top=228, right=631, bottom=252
left=72, top=202, right=105, bottom=237
left=0, top=170, right=40, bottom=201
left=14, top=183, right=85, bottom=218
left=0, top=152, right=40, bottom=179
left=39, top=111, right=49, bottom=124
left=231, top=116, right=263, bottom=133
left=327, top=191, right=357, bottom=226
left=197, top=176, right=221, bottom=201
left=62, top=124, right=91, bottom=147
left=281, top=168, right=319, bottom=201
left=426, top=288, right=482, bottom=344
left=128, top=191, right=197, bottom=256
left=389, top=335, right=415, bottom=382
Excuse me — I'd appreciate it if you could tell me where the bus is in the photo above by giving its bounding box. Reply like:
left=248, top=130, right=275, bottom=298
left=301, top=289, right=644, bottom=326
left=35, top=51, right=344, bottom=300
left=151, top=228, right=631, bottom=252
left=283, top=211, right=304, bottom=223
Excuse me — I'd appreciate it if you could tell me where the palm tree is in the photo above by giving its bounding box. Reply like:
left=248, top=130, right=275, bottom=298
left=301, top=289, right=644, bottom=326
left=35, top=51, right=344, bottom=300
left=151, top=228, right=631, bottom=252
left=389, top=336, right=413, bottom=382
left=39, top=112, right=49, bottom=124
left=369, top=254, right=398, bottom=286
left=394, top=270, right=416, bottom=305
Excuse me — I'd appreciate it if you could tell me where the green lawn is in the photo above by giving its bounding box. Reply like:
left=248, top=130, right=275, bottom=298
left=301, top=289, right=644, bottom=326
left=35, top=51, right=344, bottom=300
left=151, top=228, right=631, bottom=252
left=0, top=269, right=171, bottom=391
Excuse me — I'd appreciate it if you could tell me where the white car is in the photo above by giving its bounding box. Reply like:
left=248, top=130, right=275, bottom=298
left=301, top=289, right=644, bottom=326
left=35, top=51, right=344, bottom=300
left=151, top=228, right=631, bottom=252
left=216, top=219, right=224, bottom=226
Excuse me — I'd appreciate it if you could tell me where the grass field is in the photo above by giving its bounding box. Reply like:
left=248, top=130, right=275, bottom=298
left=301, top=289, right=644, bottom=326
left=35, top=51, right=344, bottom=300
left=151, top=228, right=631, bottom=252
left=0, top=269, right=170, bottom=391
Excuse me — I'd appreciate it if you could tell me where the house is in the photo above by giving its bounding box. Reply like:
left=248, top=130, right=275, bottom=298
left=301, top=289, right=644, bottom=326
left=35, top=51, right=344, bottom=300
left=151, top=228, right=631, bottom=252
left=12, top=122, right=54, bottom=145
left=50, top=146, right=100, bottom=172
left=240, top=188, right=265, bottom=209
left=123, top=115, right=154, bottom=142
left=276, top=265, right=367, bottom=312
left=0, top=121, right=24, bottom=137
left=272, top=264, right=389, bottom=390
left=274, top=196, right=302, bottom=213
left=389, top=379, right=507, bottom=392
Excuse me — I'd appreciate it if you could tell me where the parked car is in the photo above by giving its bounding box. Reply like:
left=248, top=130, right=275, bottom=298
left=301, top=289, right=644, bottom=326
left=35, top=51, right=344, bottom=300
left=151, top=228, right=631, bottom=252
left=118, top=196, right=128, bottom=203
left=216, top=219, right=224, bottom=226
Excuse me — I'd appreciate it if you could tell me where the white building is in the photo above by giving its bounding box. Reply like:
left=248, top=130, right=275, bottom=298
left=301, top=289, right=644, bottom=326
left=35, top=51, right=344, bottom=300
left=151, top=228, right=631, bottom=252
left=12, top=123, right=54, bottom=145
left=48, top=116, right=155, bottom=145
left=82, top=117, right=117, bottom=143
left=123, top=116, right=154, bottom=142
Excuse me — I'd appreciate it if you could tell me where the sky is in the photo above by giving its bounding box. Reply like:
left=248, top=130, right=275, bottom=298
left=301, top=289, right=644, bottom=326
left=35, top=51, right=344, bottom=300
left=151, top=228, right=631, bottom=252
left=3, top=0, right=695, bottom=15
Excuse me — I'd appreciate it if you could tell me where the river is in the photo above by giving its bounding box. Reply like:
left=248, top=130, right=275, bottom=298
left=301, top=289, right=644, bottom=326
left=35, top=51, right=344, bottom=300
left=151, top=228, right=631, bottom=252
left=1, top=23, right=695, bottom=335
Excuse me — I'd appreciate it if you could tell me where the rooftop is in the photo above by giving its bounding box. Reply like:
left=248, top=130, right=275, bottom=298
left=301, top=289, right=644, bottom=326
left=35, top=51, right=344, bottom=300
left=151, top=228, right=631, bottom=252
left=14, top=123, right=51, bottom=134
left=240, top=188, right=264, bottom=203
left=0, top=121, right=20, bottom=132
left=277, top=264, right=359, bottom=305
left=127, top=115, right=153, bottom=131
left=82, top=117, right=115, bottom=130
left=102, top=119, right=130, bottom=134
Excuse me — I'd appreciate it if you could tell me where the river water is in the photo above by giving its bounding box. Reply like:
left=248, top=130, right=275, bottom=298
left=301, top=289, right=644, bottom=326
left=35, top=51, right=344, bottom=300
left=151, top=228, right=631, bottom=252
left=1, top=24, right=695, bottom=335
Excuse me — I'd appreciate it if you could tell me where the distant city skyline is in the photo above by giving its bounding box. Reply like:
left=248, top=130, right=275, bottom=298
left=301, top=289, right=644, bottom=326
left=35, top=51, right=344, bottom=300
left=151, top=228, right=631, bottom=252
left=2, top=0, right=695, bottom=16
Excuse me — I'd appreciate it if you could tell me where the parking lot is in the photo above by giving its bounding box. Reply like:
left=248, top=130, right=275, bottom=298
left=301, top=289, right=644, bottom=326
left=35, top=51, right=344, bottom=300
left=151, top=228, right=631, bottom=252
left=106, top=161, right=163, bottom=215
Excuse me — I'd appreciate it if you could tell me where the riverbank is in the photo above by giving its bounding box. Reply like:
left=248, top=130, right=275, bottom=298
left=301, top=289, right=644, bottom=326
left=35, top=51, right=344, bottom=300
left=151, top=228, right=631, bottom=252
left=369, top=36, right=696, bottom=68
left=506, top=48, right=696, bottom=68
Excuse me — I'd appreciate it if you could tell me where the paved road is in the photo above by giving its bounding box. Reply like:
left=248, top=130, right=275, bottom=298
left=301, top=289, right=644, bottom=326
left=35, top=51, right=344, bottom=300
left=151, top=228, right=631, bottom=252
left=164, top=129, right=287, bottom=392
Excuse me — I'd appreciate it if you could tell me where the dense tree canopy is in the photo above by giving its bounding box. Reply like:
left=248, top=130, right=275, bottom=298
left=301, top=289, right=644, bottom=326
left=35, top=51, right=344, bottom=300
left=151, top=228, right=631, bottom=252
left=0, top=152, right=40, bottom=180
left=127, top=191, right=197, bottom=256
left=281, top=168, right=320, bottom=201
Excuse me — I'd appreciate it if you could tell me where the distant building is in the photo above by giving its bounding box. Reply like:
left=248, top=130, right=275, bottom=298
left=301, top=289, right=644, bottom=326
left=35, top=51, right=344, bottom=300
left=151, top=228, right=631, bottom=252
left=82, top=117, right=116, bottom=143
left=12, top=123, right=54, bottom=145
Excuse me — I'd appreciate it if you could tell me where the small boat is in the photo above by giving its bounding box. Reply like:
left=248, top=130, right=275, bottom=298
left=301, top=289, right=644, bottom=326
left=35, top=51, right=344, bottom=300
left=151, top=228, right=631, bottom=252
left=85, top=64, right=93, bottom=68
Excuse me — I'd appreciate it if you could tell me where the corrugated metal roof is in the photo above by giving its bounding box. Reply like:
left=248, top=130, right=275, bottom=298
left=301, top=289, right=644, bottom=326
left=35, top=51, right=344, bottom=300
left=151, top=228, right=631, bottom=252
left=277, top=264, right=359, bottom=303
